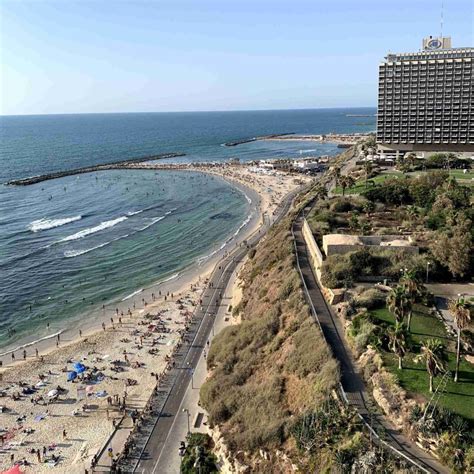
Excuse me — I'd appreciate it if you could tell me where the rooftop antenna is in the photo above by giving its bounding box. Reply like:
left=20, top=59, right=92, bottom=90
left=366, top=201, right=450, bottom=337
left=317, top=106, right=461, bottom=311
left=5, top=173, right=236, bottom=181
left=440, top=0, right=444, bottom=37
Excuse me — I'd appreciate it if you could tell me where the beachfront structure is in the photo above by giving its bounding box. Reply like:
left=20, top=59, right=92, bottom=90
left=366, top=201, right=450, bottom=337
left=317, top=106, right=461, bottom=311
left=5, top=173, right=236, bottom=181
left=322, top=234, right=418, bottom=257
left=376, top=37, right=474, bottom=156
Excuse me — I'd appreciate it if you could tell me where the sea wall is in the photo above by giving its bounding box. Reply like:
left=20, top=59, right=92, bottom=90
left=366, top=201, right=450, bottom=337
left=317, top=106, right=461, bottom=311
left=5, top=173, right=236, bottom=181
left=6, top=152, right=185, bottom=186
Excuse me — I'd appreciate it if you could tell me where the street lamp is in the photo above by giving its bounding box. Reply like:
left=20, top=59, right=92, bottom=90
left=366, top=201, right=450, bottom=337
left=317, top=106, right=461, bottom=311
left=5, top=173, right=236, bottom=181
left=182, top=408, right=191, bottom=435
left=426, top=261, right=431, bottom=284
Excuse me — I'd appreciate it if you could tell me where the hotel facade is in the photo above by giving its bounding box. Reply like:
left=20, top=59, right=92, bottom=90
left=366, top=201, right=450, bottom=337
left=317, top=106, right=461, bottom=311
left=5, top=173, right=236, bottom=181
left=376, top=37, right=474, bottom=156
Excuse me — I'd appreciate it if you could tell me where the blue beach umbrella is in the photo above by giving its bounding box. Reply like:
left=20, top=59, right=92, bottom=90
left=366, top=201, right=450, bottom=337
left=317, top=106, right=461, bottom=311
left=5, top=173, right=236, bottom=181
left=67, top=371, right=78, bottom=382
left=73, top=362, right=86, bottom=374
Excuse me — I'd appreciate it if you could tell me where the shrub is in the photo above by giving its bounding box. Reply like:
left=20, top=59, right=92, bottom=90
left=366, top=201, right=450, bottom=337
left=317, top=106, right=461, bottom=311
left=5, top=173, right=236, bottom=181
left=330, top=197, right=354, bottom=213
left=354, top=288, right=386, bottom=309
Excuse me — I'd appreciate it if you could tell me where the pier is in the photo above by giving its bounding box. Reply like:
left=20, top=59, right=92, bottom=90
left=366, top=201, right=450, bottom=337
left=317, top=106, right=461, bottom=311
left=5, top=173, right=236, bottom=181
left=223, top=132, right=295, bottom=146
left=6, top=152, right=186, bottom=186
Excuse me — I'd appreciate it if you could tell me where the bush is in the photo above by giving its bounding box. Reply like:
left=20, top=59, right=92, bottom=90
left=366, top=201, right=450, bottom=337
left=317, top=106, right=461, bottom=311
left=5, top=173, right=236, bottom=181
left=354, top=288, right=386, bottom=310
left=330, top=197, right=354, bottom=213
left=320, top=255, right=354, bottom=289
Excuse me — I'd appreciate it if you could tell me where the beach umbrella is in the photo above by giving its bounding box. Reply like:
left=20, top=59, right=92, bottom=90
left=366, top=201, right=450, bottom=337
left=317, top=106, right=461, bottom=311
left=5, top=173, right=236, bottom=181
left=47, top=389, right=58, bottom=398
left=85, top=385, right=95, bottom=393
left=73, top=362, right=86, bottom=374
left=67, top=371, right=78, bottom=382
left=2, top=465, right=23, bottom=474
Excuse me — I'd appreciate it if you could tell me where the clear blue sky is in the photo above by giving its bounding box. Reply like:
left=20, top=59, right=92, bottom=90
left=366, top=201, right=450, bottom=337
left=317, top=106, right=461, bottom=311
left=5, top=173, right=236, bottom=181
left=1, top=0, right=472, bottom=115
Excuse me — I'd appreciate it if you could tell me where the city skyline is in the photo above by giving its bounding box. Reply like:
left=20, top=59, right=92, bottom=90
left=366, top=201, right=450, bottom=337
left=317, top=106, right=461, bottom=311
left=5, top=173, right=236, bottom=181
left=1, top=0, right=473, bottom=116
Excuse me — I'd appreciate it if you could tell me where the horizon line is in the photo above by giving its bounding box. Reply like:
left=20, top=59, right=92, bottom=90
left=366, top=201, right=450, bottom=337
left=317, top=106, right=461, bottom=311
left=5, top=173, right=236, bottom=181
left=0, top=105, right=377, bottom=118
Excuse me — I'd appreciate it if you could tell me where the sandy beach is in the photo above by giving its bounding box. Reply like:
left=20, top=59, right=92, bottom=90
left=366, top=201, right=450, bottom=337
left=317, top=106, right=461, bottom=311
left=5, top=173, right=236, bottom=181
left=0, top=164, right=308, bottom=473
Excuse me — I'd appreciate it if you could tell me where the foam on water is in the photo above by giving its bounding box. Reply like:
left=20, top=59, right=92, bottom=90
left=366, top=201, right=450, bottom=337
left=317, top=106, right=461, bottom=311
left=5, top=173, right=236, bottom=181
left=29, top=215, right=82, bottom=232
left=59, top=216, right=128, bottom=242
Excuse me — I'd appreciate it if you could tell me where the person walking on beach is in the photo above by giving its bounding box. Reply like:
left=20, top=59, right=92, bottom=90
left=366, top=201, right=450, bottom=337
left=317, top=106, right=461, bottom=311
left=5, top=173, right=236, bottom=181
left=35, top=348, right=39, bottom=358
left=63, top=429, right=67, bottom=440
left=11, top=352, right=15, bottom=361
left=102, top=322, right=106, bottom=331
left=23, top=350, right=27, bottom=360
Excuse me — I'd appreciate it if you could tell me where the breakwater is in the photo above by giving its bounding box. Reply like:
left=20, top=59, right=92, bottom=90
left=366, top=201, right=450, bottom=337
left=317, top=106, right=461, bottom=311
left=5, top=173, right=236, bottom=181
left=6, top=152, right=185, bottom=186
left=224, top=132, right=295, bottom=147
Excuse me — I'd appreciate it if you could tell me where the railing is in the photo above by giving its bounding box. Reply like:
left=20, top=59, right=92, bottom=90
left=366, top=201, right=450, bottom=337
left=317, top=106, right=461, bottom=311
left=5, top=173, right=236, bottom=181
left=291, top=218, right=430, bottom=474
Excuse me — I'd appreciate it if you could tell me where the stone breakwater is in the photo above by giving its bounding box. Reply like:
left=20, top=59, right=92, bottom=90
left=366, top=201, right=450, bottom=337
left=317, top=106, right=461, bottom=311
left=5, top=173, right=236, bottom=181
left=223, top=132, right=295, bottom=146
left=6, top=152, right=186, bottom=186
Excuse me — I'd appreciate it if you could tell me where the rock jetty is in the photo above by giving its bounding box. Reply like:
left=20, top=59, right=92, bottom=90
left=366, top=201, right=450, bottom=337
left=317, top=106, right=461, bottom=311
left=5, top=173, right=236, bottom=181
left=6, top=152, right=186, bottom=186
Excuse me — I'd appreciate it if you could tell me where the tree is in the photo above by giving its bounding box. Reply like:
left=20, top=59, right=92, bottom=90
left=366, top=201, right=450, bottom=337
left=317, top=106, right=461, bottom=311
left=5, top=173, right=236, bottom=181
left=386, top=285, right=411, bottom=324
left=405, top=152, right=417, bottom=169
left=363, top=200, right=375, bottom=216
left=400, top=270, right=423, bottom=331
left=415, top=339, right=447, bottom=392
left=388, top=321, right=409, bottom=369
left=363, top=159, right=373, bottom=189
left=330, top=166, right=341, bottom=188
left=430, top=216, right=473, bottom=279
left=181, top=433, right=218, bottom=474
left=448, top=298, right=471, bottom=383
left=339, top=175, right=355, bottom=196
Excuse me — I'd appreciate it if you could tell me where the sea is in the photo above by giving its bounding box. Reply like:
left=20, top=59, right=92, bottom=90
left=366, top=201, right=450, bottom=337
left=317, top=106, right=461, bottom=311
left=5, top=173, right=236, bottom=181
left=0, top=108, right=376, bottom=350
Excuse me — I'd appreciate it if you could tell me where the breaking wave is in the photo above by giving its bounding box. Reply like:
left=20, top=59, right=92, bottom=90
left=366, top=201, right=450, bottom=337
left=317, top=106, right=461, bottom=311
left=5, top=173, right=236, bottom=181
left=59, top=216, right=127, bottom=242
left=29, top=215, right=82, bottom=232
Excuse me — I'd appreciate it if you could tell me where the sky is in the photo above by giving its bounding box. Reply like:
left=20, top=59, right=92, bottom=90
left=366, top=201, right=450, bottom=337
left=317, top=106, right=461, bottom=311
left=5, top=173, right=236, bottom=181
left=0, top=0, right=472, bottom=115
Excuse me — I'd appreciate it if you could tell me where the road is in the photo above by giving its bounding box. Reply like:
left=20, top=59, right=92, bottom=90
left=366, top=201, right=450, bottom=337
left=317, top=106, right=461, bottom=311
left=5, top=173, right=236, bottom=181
left=292, top=215, right=449, bottom=474
left=117, top=185, right=301, bottom=473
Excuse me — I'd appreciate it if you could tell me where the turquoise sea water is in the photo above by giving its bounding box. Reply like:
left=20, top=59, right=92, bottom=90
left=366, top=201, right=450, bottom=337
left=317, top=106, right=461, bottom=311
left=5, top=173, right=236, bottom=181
left=0, top=108, right=376, bottom=348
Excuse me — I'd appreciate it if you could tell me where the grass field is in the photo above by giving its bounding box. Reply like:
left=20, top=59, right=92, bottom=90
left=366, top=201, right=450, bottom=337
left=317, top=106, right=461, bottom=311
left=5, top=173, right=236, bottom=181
left=371, top=306, right=474, bottom=420
left=333, top=168, right=474, bottom=195
left=332, top=172, right=402, bottom=195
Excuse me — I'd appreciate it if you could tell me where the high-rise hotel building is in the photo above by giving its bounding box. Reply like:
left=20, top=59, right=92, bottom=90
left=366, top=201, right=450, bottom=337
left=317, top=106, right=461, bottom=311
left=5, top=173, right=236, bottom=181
left=377, top=37, right=473, bottom=155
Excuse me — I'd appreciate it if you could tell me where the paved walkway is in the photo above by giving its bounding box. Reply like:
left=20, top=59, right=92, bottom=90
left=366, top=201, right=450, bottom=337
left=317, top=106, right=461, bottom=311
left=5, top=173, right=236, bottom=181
left=150, top=260, right=244, bottom=473
left=121, top=185, right=301, bottom=473
left=293, top=215, right=449, bottom=474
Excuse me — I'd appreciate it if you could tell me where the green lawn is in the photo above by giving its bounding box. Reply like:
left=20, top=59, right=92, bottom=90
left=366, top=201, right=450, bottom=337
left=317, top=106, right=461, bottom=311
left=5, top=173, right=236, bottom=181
left=371, top=307, right=474, bottom=420
left=333, top=172, right=402, bottom=195
left=333, top=168, right=474, bottom=195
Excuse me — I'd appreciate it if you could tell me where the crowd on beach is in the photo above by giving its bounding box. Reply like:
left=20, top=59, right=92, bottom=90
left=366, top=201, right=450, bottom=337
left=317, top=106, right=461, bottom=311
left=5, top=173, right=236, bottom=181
left=0, top=164, right=304, bottom=472
left=0, top=281, right=206, bottom=473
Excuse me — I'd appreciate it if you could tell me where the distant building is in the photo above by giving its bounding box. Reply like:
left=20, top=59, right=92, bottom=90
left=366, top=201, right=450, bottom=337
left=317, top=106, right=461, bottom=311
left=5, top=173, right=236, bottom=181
left=377, top=37, right=473, bottom=156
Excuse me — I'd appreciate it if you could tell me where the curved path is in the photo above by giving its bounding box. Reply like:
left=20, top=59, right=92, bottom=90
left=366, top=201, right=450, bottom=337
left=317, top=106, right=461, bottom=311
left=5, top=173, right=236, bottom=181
left=292, top=214, right=449, bottom=474
left=112, top=186, right=301, bottom=473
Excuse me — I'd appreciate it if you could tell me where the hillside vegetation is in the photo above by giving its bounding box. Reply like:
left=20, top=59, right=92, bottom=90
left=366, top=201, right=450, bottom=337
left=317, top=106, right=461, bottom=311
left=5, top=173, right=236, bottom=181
left=201, top=217, right=339, bottom=462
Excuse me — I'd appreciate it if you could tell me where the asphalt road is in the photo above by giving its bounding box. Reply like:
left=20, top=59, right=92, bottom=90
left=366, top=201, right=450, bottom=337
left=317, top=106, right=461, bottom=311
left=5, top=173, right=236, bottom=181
left=292, top=214, right=449, bottom=474
left=125, top=186, right=300, bottom=473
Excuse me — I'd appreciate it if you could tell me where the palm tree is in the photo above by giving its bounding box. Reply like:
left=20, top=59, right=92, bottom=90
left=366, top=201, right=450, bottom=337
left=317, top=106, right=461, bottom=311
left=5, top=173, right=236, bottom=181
left=363, top=159, right=373, bottom=189
left=415, top=339, right=447, bottom=392
left=339, top=175, right=355, bottom=196
left=448, top=298, right=471, bottom=383
left=386, top=285, right=411, bottom=324
left=400, top=270, right=423, bottom=331
left=330, top=165, right=341, bottom=188
left=388, top=321, right=409, bottom=369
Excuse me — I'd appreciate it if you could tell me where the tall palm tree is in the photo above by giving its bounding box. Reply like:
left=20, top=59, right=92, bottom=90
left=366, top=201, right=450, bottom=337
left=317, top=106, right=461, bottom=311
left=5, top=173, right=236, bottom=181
left=386, top=285, right=410, bottom=324
left=448, top=298, right=471, bottom=383
left=400, top=270, right=423, bottom=331
left=415, top=339, right=447, bottom=392
left=330, top=166, right=341, bottom=188
left=363, top=159, right=373, bottom=189
left=339, top=175, right=355, bottom=196
left=388, top=321, right=409, bottom=369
